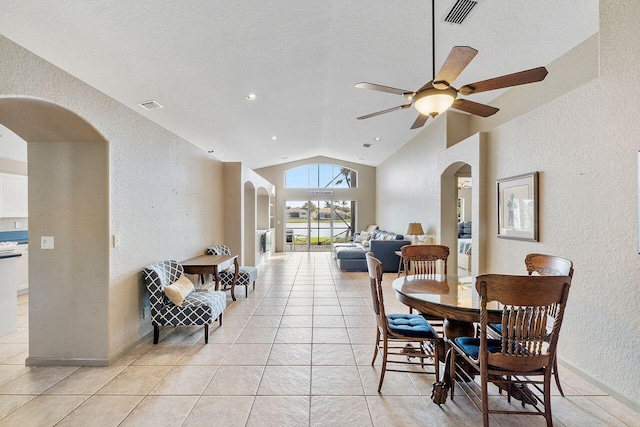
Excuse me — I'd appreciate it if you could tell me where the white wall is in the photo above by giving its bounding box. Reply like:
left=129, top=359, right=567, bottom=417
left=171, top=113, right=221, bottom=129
left=458, top=187, right=472, bottom=222
left=0, top=35, right=226, bottom=363
left=376, top=1, right=640, bottom=407
left=484, top=0, right=639, bottom=406
left=376, top=116, right=447, bottom=237
left=28, top=140, right=109, bottom=363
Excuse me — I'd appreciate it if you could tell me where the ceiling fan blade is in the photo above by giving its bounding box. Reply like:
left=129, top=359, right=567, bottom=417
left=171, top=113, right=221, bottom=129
left=357, top=104, right=412, bottom=120
left=433, top=46, right=478, bottom=90
left=459, top=66, right=548, bottom=95
left=410, top=114, right=429, bottom=129
left=355, top=82, right=415, bottom=97
left=451, top=99, right=499, bottom=117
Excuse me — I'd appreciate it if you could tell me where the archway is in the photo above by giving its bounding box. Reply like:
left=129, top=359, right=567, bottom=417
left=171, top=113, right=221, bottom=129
left=0, top=96, right=110, bottom=366
left=437, top=133, right=486, bottom=277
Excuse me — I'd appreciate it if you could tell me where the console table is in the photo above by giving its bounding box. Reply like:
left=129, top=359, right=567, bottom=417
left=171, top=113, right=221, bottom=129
left=181, top=254, right=239, bottom=301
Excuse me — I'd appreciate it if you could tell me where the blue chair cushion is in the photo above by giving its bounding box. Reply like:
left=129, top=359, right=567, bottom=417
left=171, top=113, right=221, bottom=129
left=386, top=313, right=438, bottom=338
left=454, top=337, right=543, bottom=373
left=454, top=337, right=503, bottom=360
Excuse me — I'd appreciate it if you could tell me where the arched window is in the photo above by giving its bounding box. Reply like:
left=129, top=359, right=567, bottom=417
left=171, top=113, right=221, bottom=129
left=284, top=164, right=357, bottom=188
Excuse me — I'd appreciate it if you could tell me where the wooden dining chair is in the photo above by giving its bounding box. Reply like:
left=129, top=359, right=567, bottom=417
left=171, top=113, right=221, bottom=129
left=525, top=253, right=574, bottom=279
left=401, top=244, right=449, bottom=319
left=449, top=274, right=571, bottom=427
left=525, top=253, right=573, bottom=397
left=365, top=252, right=440, bottom=391
left=401, top=244, right=449, bottom=276
left=487, top=253, right=574, bottom=397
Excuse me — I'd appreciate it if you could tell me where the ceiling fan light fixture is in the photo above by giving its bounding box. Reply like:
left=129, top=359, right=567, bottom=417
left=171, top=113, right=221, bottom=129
left=414, top=87, right=456, bottom=116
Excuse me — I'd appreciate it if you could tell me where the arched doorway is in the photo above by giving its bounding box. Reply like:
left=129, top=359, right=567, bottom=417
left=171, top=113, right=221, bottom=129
left=437, top=133, right=486, bottom=277
left=0, top=96, right=110, bottom=365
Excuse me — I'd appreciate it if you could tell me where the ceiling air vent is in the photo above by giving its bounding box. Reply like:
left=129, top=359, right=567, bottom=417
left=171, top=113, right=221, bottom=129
left=138, top=100, right=163, bottom=111
left=443, top=0, right=479, bottom=24
left=363, top=143, right=372, bottom=148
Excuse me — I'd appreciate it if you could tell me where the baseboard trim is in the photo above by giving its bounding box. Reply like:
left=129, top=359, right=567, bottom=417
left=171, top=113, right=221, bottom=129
left=25, top=357, right=109, bottom=367
left=25, top=330, right=154, bottom=367
left=108, top=330, right=153, bottom=365
left=559, top=357, right=640, bottom=412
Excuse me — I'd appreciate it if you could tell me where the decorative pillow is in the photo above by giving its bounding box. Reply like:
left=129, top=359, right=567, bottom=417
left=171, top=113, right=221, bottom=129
left=164, top=274, right=195, bottom=306
left=362, top=240, right=370, bottom=247
left=354, top=231, right=371, bottom=243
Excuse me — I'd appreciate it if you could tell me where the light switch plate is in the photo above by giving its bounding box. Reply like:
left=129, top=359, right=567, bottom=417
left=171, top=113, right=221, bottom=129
left=41, top=236, right=54, bottom=250
left=15, top=222, right=20, bottom=228
left=113, top=234, right=122, bottom=247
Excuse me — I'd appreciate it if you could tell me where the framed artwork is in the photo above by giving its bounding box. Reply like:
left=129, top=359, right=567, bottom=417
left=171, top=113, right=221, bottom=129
left=497, top=172, right=539, bottom=241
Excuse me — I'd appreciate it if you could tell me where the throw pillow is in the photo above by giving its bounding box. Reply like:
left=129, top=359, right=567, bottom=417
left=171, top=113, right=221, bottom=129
left=362, top=240, right=370, bottom=247
left=354, top=231, right=370, bottom=243
left=164, top=274, right=195, bottom=306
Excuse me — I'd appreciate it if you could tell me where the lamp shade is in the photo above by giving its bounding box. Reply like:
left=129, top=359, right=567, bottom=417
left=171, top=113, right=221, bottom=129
left=413, top=86, right=456, bottom=116
left=406, top=222, right=425, bottom=235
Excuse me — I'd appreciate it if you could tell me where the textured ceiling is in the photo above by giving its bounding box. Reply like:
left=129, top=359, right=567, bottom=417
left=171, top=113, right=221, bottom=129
left=0, top=1, right=598, bottom=168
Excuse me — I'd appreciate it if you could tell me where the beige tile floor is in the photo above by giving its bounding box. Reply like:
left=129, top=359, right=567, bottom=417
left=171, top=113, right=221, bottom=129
left=0, top=252, right=637, bottom=426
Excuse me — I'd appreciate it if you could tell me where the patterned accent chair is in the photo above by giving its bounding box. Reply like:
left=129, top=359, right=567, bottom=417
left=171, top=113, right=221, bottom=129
left=206, top=245, right=258, bottom=298
left=143, top=260, right=226, bottom=344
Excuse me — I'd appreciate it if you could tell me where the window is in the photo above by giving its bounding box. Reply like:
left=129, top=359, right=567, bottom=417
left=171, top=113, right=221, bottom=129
left=285, top=164, right=357, bottom=188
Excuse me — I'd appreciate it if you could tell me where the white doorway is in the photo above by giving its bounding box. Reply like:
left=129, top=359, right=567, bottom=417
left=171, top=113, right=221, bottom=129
left=456, top=168, right=472, bottom=276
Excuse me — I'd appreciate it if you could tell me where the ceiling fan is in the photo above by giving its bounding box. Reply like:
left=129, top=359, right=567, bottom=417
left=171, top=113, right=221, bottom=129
left=355, top=0, right=549, bottom=129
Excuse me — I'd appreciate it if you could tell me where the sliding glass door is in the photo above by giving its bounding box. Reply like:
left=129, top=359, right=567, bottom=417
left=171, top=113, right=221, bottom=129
left=285, top=200, right=355, bottom=251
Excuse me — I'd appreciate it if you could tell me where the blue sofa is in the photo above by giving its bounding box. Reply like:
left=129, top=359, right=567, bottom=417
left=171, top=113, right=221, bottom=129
left=333, top=229, right=410, bottom=273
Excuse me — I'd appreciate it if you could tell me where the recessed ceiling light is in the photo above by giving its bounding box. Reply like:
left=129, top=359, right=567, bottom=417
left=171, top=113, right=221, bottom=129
left=246, top=93, right=257, bottom=100
left=271, top=136, right=277, bottom=141
left=373, top=137, right=381, bottom=141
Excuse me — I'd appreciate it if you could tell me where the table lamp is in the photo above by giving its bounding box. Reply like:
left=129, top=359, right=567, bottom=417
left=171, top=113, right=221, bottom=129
left=406, top=222, right=425, bottom=244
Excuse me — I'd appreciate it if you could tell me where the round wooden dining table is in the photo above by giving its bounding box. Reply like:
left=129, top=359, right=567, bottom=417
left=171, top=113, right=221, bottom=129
left=392, top=274, right=502, bottom=336
left=391, top=274, right=502, bottom=404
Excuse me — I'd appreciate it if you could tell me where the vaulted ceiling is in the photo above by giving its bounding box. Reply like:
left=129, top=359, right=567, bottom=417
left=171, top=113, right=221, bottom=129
left=0, top=1, right=598, bottom=168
